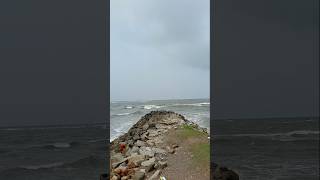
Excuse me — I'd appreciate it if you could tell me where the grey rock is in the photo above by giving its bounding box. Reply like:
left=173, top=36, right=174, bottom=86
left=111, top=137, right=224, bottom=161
left=111, top=153, right=124, bottom=162
left=139, top=147, right=155, bottom=157
left=110, top=175, right=119, bottom=180
left=157, top=161, right=167, bottom=169
left=133, top=134, right=140, bottom=141
left=141, top=133, right=148, bottom=141
left=142, top=124, right=149, bottom=130
left=155, top=153, right=167, bottom=161
left=148, top=170, right=161, bottom=180
left=152, top=137, right=163, bottom=145
left=135, top=140, right=146, bottom=147
left=131, top=146, right=139, bottom=154
left=155, top=124, right=167, bottom=129
left=121, top=176, right=129, bottom=180
left=141, top=157, right=156, bottom=172
left=127, top=154, right=145, bottom=166
left=166, top=146, right=175, bottom=154
left=146, top=140, right=155, bottom=146
left=111, top=153, right=127, bottom=168
left=152, top=147, right=167, bottom=154
left=147, top=129, right=159, bottom=137
left=132, top=171, right=145, bottom=180
left=127, top=140, right=134, bottom=147
left=141, top=157, right=156, bottom=166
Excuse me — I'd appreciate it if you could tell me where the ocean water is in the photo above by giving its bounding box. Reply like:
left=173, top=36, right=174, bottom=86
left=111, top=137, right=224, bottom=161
left=0, top=124, right=107, bottom=180
left=213, top=118, right=319, bottom=180
left=110, top=98, right=210, bottom=141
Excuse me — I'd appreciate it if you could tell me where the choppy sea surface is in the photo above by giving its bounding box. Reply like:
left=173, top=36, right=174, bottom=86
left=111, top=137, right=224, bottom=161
left=213, top=117, right=319, bottom=180
left=110, top=98, right=210, bottom=141
left=0, top=124, right=107, bottom=180
left=1, top=99, right=317, bottom=179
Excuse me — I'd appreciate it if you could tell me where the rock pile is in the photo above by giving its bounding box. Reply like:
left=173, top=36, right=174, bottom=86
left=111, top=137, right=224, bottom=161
left=110, top=111, right=188, bottom=180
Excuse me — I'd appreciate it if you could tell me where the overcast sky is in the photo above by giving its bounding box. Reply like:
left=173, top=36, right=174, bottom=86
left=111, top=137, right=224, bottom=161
left=110, top=0, right=210, bottom=101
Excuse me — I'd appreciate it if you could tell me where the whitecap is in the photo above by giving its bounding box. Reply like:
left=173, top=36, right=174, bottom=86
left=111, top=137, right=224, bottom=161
left=115, top=112, right=131, bottom=116
left=21, top=162, right=64, bottom=170
left=171, top=102, right=210, bottom=107
left=53, top=142, right=71, bottom=148
left=143, top=105, right=164, bottom=110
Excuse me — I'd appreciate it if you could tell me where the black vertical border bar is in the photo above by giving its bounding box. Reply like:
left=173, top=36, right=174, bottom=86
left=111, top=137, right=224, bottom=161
left=210, top=0, right=215, bottom=179
left=313, top=0, right=320, bottom=166
left=106, top=0, right=111, bottom=176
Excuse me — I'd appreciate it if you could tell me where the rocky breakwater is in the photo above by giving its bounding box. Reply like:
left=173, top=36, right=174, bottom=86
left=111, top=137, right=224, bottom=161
left=110, top=111, right=239, bottom=180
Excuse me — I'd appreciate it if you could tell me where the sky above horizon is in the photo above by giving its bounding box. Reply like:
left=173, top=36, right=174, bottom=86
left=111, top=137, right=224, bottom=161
left=110, top=0, right=210, bottom=101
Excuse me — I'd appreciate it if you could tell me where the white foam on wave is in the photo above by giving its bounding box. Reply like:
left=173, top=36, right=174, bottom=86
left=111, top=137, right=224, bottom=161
left=1, top=128, right=20, bottom=131
left=285, top=130, right=319, bottom=136
left=53, top=143, right=71, bottom=148
left=110, top=121, right=134, bottom=142
left=215, top=130, right=319, bottom=141
left=88, top=139, right=106, bottom=143
left=21, top=162, right=64, bottom=170
left=171, top=102, right=210, bottom=107
left=143, top=105, right=164, bottom=110
left=115, top=112, right=131, bottom=116
left=125, top=106, right=133, bottom=109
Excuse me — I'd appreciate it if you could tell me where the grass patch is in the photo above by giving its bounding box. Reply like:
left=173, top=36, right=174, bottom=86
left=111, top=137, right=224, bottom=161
left=190, top=142, right=210, bottom=164
left=177, top=124, right=206, bottom=139
left=177, top=124, right=209, bottom=165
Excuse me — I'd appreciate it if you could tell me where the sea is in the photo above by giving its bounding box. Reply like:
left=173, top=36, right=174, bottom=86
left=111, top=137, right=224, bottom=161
left=110, top=98, right=210, bottom=141
left=0, top=124, right=107, bottom=180
left=213, top=117, right=319, bottom=180
left=111, top=99, right=319, bottom=179
left=1, top=98, right=318, bottom=180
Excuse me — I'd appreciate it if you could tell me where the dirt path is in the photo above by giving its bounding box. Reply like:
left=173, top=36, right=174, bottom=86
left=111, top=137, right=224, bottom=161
left=161, top=124, right=210, bottom=179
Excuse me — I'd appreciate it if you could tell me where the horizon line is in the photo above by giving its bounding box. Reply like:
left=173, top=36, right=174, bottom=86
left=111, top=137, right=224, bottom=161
left=110, top=97, right=210, bottom=102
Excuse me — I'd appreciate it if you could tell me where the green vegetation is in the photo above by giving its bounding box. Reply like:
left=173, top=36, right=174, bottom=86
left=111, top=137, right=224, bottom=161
left=177, top=124, right=207, bottom=139
left=176, top=124, right=210, bottom=165
left=190, top=142, right=210, bottom=164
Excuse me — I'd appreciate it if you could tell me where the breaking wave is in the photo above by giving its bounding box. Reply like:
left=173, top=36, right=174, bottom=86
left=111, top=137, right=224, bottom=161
left=115, top=112, right=131, bottom=116
left=143, top=105, right=164, bottom=110
left=171, top=102, right=210, bottom=107
left=113, top=110, right=143, bottom=117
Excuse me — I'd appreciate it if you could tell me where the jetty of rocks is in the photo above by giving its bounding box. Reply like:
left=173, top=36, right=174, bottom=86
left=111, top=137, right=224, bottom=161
left=109, top=111, right=239, bottom=180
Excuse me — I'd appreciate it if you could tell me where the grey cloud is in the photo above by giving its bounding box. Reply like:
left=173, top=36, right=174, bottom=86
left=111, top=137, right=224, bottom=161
left=111, top=0, right=210, bottom=101
left=111, top=0, right=209, bottom=70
